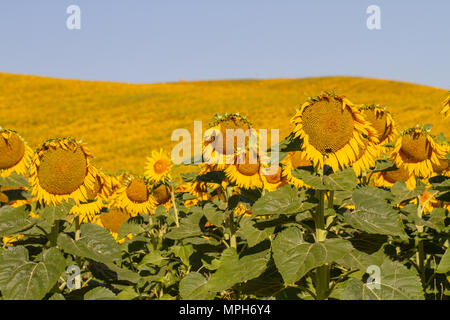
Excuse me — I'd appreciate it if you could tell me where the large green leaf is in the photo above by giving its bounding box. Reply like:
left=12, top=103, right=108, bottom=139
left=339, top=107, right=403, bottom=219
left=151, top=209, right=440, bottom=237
left=0, top=247, right=65, bottom=300
left=37, top=200, right=75, bottom=224
left=340, top=259, right=424, bottom=300
left=437, top=247, right=450, bottom=273
left=291, top=169, right=325, bottom=190
left=0, top=173, right=29, bottom=188
left=84, top=287, right=117, bottom=300
left=345, top=187, right=407, bottom=238
left=252, top=185, right=314, bottom=216
left=272, top=227, right=353, bottom=284
left=57, top=223, right=121, bottom=264
left=0, top=205, right=36, bottom=237
left=165, top=211, right=203, bottom=240
left=237, top=217, right=274, bottom=247
left=179, top=247, right=270, bottom=299
left=179, top=272, right=215, bottom=300
left=323, top=168, right=357, bottom=191
left=391, top=181, right=425, bottom=205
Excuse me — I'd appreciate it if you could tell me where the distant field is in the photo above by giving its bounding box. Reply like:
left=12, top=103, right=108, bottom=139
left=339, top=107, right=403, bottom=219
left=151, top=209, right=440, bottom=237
left=0, top=72, right=448, bottom=174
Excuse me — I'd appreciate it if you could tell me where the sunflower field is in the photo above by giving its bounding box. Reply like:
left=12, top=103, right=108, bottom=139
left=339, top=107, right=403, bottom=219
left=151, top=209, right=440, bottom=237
left=0, top=91, right=449, bottom=301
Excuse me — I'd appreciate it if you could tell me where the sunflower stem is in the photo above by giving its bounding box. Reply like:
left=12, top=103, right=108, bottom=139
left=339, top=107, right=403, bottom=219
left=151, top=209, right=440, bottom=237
left=416, top=196, right=426, bottom=287
left=313, top=162, right=329, bottom=300
left=170, top=184, right=180, bottom=227
left=48, top=219, right=60, bottom=247
left=229, top=211, right=237, bottom=249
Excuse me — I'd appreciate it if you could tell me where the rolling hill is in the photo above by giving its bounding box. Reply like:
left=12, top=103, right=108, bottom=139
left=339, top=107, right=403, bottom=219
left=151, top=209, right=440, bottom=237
left=0, top=72, right=448, bottom=174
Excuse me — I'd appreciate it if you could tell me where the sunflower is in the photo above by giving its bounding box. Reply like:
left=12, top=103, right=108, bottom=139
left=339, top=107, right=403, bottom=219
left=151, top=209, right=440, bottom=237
left=151, top=183, right=173, bottom=211
left=95, top=209, right=133, bottom=244
left=225, top=149, right=263, bottom=189
left=109, top=176, right=156, bottom=217
left=359, top=105, right=399, bottom=146
left=291, top=92, right=378, bottom=172
left=184, top=164, right=227, bottom=206
left=69, top=168, right=109, bottom=224
left=431, top=143, right=450, bottom=176
left=0, top=129, right=33, bottom=178
left=2, top=234, right=25, bottom=247
left=351, top=139, right=380, bottom=177
left=145, top=148, right=172, bottom=184
left=29, top=138, right=97, bottom=206
left=281, top=151, right=313, bottom=188
left=371, top=166, right=416, bottom=190
left=203, top=113, right=255, bottom=169
left=440, top=93, right=450, bottom=118
left=390, top=128, right=445, bottom=178
left=261, top=164, right=288, bottom=191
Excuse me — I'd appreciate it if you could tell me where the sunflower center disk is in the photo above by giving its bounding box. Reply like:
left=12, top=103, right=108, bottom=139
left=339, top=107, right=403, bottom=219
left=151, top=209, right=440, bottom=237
left=0, top=132, right=26, bottom=169
left=218, top=119, right=251, bottom=155
left=100, top=209, right=129, bottom=234
left=153, top=185, right=171, bottom=204
left=302, top=99, right=354, bottom=154
left=363, top=110, right=389, bottom=142
left=153, top=159, right=169, bottom=175
left=401, top=133, right=432, bottom=162
left=384, top=168, right=410, bottom=184
left=126, top=179, right=149, bottom=203
left=37, top=147, right=87, bottom=195
left=265, top=166, right=282, bottom=184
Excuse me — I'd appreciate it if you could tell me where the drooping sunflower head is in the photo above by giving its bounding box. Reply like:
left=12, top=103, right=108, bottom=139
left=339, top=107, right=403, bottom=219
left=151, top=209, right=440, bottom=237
left=359, top=105, right=399, bottom=145
left=69, top=167, right=107, bottom=224
left=291, top=92, right=378, bottom=172
left=440, top=92, right=450, bottom=118
left=225, top=149, right=263, bottom=189
left=95, top=208, right=132, bottom=243
left=151, top=183, right=172, bottom=210
left=109, top=175, right=156, bottom=217
left=29, top=138, right=97, bottom=206
left=371, top=166, right=416, bottom=190
left=203, top=113, right=254, bottom=169
left=431, top=142, right=450, bottom=175
left=144, top=148, right=172, bottom=184
left=261, top=164, right=288, bottom=191
left=0, top=129, right=33, bottom=178
left=390, top=127, right=445, bottom=178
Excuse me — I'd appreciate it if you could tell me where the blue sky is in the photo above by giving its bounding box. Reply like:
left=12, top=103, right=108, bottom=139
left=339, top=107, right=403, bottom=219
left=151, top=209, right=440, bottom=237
left=0, top=0, right=448, bottom=88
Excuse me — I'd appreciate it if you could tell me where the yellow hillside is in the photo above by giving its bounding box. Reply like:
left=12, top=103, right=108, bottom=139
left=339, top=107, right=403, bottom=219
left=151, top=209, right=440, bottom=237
left=0, top=72, right=448, bottom=173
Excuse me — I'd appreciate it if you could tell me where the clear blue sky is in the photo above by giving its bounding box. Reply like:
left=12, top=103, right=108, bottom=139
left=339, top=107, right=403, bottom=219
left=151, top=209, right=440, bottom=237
left=0, top=0, right=448, bottom=88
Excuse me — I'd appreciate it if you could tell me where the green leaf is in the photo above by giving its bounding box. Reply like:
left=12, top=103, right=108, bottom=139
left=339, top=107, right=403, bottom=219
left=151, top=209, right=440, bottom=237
left=207, top=247, right=270, bottom=293
left=252, top=185, right=312, bottom=216
left=139, top=250, right=165, bottom=268
left=165, top=211, right=203, bottom=240
left=337, top=249, right=382, bottom=270
left=84, top=287, right=117, bottom=300
left=203, top=202, right=224, bottom=227
left=345, top=188, right=407, bottom=238
left=291, top=169, right=325, bottom=190
left=179, top=272, right=215, bottom=300
left=0, top=205, right=36, bottom=237
left=117, top=286, right=139, bottom=300
left=170, top=244, right=194, bottom=266
left=37, top=200, right=75, bottom=224
left=272, top=227, right=352, bottom=284
left=437, top=247, right=450, bottom=273
left=391, top=181, right=425, bottom=204
left=0, top=173, right=29, bottom=188
left=117, top=219, right=144, bottom=239
left=0, top=247, right=66, bottom=300
left=323, top=168, right=357, bottom=191
left=340, top=259, right=424, bottom=300
left=369, top=159, right=396, bottom=172
left=237, top=217, right=274, bottom=247
left=57, top=223, right=121, bottom=264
